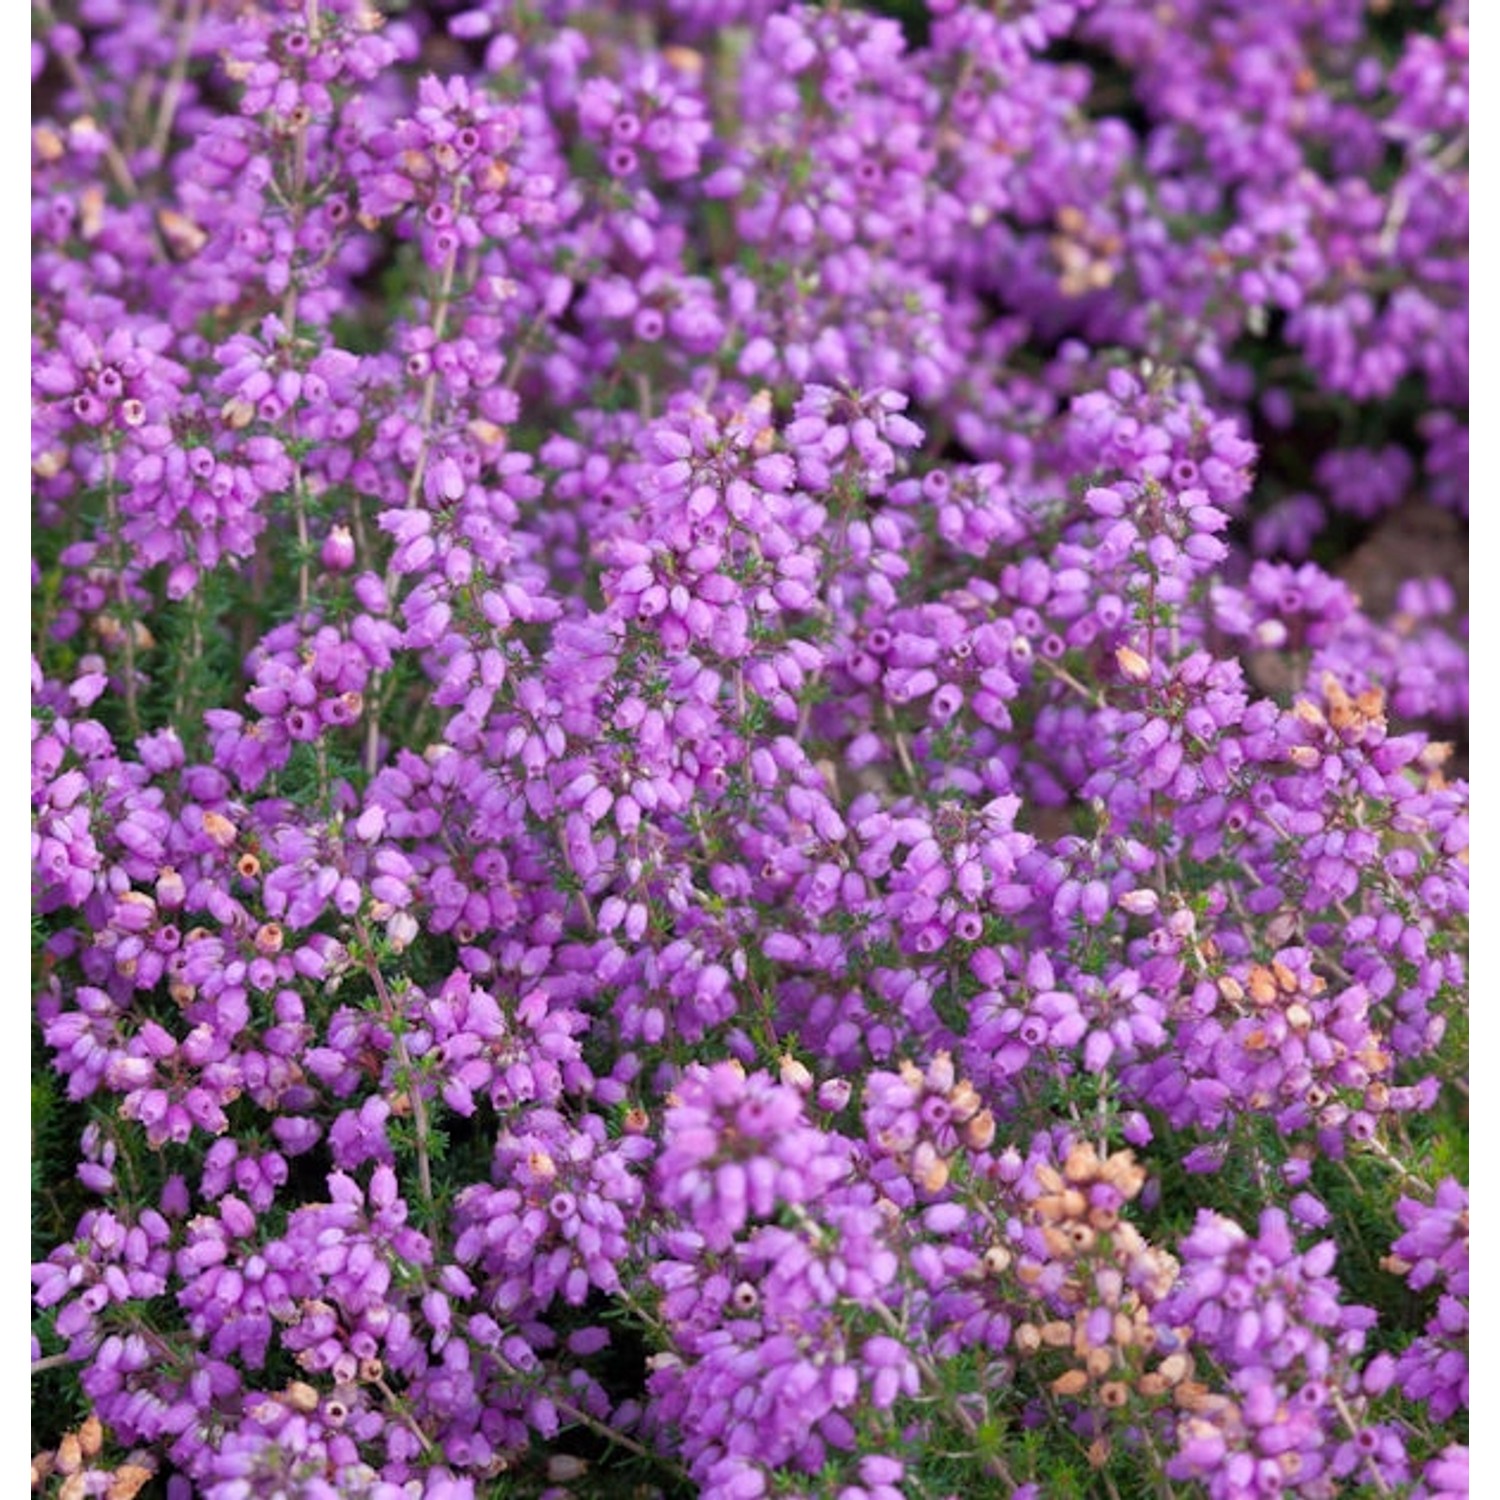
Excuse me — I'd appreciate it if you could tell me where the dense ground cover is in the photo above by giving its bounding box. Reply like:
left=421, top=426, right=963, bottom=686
left=31, top=0, right=1468, bottom=1495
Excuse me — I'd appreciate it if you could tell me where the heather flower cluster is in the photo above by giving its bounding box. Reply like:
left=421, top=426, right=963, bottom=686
left=32, top=0, right=1466, bottom=1497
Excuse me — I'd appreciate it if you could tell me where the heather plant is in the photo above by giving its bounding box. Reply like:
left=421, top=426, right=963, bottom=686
left=31, top=1, right=1466, bottom=1498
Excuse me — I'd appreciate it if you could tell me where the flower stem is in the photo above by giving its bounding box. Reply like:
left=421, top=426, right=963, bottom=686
left=354, top=918, right=437, bottom=1232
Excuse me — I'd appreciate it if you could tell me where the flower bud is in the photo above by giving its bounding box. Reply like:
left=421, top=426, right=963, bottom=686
left=1116, top=645, right=1151, bottom=683
left=320, top=526, right=356, bottom=572
left=286, top=1381, right=320, bottom=1413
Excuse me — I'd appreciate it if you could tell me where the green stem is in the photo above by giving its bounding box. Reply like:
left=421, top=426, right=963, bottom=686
left=354, top=919, right=437, bottom=1234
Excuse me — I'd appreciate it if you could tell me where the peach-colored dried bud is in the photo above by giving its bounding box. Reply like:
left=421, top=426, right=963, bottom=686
left=1136, top=1371, right=1170, bottom=1398
left=1174, top=1380, right=1214, bottom=1412
left=982, top=1245, right=1011, bottom=1276
left=254, top=922, right=284, bottom=955
left=1418, top=740, right=1453, bottom=771
left=32, top=1451, right=56, bottom=1487
left=528, top=1150, right=557, bottom=1182
left=468, top=418, right=507, bottom=448
left=359, top=1357, right=384, bottom=1384
left=221, top=396, right=256, bottom=429
left=56, top=1432, right=83, bottom=1475
left=661, top=44, right=705, bottom=77
left=916, top=1151, right=950, bottom=1196
left=1100, top=1152, right=1147, bottom=1199
left=34, top=125, right=65, bottom=162
left=78, top=1416, right=102, bottom=1460
left=1085, top=1347, right=1114, bottom=1379
left=1035, top=1320, right=1070, bottom=1349
left=1098, top=1377, right=1130, bottom=1406
left=948, top=1079, right=982, bottom=1121
left=1245, top=966, right=1277, bottom=1005
left=1064, top=1141, right=1100, bottom=1184
left=1157, top=1352, right=1192, bottom=1386
left=1285, top=1002, right=1312, bottom=1032
left=1034, top=1163, right=1064, bottom=1194
left=158, top=208, right=207, bottom=259
left=71, top=175, right=124, bottom=237
left=1087, top=259, right=1116, bottom=291
left=1089, top=1206, right=1120, bottom=1234
left=623, top=1106, right=650, bottom=1135
left=1116, top=644, right=1151, bottom=683
left=1055, top=246, right=1091, bottom=297
left=386, top=910, right=419, bottom=952
left=778, top=1055, right=813, bottom=1092
left=285, top=1381, right=320, bottom=1413
left=107, top=1467, right=153, bottom=1500
left=1065, top=1223, right=1096, bottom=1253
left=1040, top=1225, right=1071, bottom=1259
left=926, top=1051, right=956, bottom=1095
left=1293, top=698, right=1327, bottom=729
left=59, top=1474, right=87, bottom=1500
left=1217, top=974, right=1245, bottom=1004
left=1014, top=1322, right=1041, bottom=1354
left=237, top=853, right=262, bottom=879
left=477, top=160, right=510, bottom=193
left=962, top=1109, right=996, bottom=1151
left=1087, top=1435, right=1112, bottom=1468
left=1033, top=1192, right=1067, bottom=1225
left=1271, top=960, right=1298, bottom=993
left=33, top=448, right=68, bottom=479
left=1052, top=1368, right=1090, bottom=1396
left=547, top=1455, right=589, bottom=1483
left=898, top=1059, right=925, bottom=1090
left=202, top=811, right=237, bottom=848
